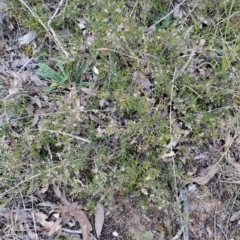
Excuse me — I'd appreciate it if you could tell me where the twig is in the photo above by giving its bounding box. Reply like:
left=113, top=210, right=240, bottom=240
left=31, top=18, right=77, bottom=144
left=17, top=57, right=33, bottom=73
left=169, top=67, right=185, bottom=239
left=145, top=0, right=186, bottom=33
left=180, top=190, right=189, bottom=240
left=48, top=0, right=65, bottom=26
left=18, top=0, right=69, bottom=59
left=0, top=165, right=61, bottom=197
left=97, top=48, right=146, bottom=62
left=176, top=47, right=196, bottom=78
left=47, top=0, right=69, bottom=58
left=41, top=129, right=91, bottom=143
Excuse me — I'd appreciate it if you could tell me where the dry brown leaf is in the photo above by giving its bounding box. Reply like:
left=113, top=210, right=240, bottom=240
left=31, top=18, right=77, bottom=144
left=35, top=212, right=62, bottom=236
left=230, top=210, right=240, bottom=221
left=48, top=217, right=62, bottom=236
left=190, top=164, right=220, bottom=185
left=35, top=212, right=50, bottom=228
left=224, top=133, right=233, bottom=148
left=30, top=73, right=47, bottom=87
left=0, top=208, right=32, bottom=222
left=25, top=224, right=37, bottom=239
left=8, top=75, right=23, bottom=95
left=228, top=157, right=240, bottom=173
left=172, top=3, right=185, bottom=19
left=61, top=190, right=71, bottom=206
left=61, top=202, right=79, bottom=226
left=53, top=183, right=62, bottom=199
left=12, top=54, right=30, bottom=69
left=95, top=202, right=104, bottom=238
left=81, top=87, right=97, bottom=97
left=31, top=96, right=42, bottom=108
left=18, top=31, right=36, bottom=46
left=56, top=206, right=92, bottom=240
left=0, top=73, right=9, bottom=85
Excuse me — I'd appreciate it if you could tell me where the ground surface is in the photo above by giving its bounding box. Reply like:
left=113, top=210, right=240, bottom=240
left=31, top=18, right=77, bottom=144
left=1, top=0, right=240, bottom=239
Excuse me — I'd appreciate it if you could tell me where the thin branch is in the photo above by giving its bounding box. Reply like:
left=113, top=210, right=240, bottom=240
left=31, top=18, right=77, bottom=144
left=41, top=129, right=91, bottom=143
left=0, top=165, right=61, bottom=197
left=48, top=0, right=65, bottom=26
left=169, top=67, right=185, bottom=239
left=18, top=0, right=69, bottom=59
left=145, top=0, right=186, bottom=33
left=97, top=48, right=146, bottom=62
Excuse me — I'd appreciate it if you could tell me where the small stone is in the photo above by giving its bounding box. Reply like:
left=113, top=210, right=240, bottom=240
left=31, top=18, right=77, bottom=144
left=112, top=231, right=119, bottom=237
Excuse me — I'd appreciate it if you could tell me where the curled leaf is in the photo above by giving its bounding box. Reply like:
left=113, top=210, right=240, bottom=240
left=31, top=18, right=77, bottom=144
left=190, top=164, right=220, bottom=185
left=56, top=206, right=92, bottom=240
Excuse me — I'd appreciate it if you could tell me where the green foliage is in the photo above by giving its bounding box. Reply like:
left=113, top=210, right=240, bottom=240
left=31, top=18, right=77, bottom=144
left=36, top=61, right=70, bottom=91
left=2, top=0, right=240, bottom=217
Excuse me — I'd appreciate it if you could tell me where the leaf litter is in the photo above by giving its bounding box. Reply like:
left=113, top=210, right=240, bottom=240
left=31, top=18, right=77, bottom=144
left=95, top=202, right=104, bottom=238
left=190, top=164, right=221, bottom=185
left=2, top=1, right=240, bottom=239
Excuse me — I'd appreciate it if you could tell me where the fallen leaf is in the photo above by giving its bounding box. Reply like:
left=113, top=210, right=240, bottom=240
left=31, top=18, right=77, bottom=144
left=61, top=190, right=71, bottom=206
left=224, top=133, right=233, bottom=148
left=35, top=212, right=62, bottom=236
left=81, top=87, right=97, bottom=97
left=228, top=157, right=240, bottom=173
left=48, top=217, right=62, bottom=236
left=56, top=206, right=92, bottom=240
left=61, top=202, right=79, bottom=226
left=18, top=31, right=36, bottom=46
left=7, top=73, right=23, bottom=95
left=190, top=164, right=220, bottom=185
left=230, top=210, right=240, bottom=221
left=0, top=208, right=32, bottom=222
left=12, top=54, right=30, bottom=69
left=25, top=224, right=37, bottom=239
left=38, top=184, right=49, bottom=194
left=95, top=202, right=104, bottom=238
left=29, top=73, right=47, bottom=86
left=35, top=212, right=50, bottom=228
left=53, top=183, right=62, bottom=199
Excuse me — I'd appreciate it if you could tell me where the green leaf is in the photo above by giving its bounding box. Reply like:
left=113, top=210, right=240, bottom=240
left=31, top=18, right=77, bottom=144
left=36, top=63, right=65, bottom=82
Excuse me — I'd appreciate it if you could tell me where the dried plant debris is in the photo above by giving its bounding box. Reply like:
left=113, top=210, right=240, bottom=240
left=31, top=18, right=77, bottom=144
left=190, top=164, right=220, bottom=185
left=0, top=185, right=97, bottom=239
left=2, top=0, right=240, bottom=239
left=227, top=156, right=240, bottom=174
left=95, top=202, right=104, bottom=238
left=35, top=212, right=62, bottom=237
left=230, top=210, right=240, bottom=222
